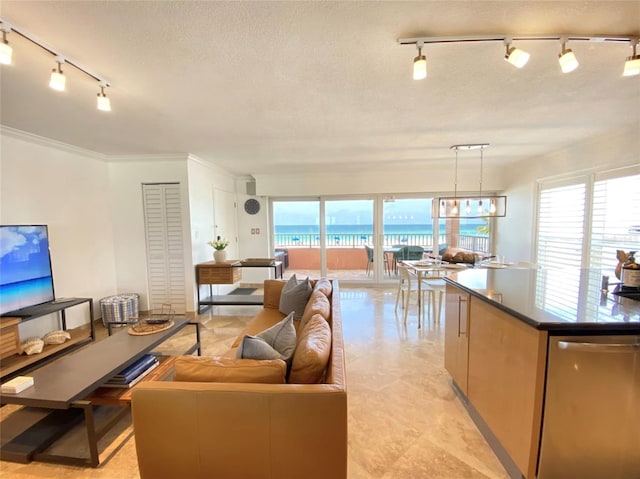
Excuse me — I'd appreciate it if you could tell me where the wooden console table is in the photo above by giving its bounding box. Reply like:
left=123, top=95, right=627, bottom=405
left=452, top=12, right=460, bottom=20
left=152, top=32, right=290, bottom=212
left=196, top=259, right=284, bottom=312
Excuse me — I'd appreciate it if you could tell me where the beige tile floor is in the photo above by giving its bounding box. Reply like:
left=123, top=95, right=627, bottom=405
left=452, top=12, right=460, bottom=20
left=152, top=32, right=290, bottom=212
left=0, top=286, right=508, bottom=479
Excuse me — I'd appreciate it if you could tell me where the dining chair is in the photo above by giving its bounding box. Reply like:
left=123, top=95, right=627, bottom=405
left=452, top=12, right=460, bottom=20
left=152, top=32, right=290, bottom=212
left=420, top=277, right=446, bottom=322
left=395, top=265, right=430, bottom=323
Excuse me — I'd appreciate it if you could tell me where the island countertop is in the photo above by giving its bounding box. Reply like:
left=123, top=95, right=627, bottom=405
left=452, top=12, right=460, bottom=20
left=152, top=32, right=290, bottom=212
left=443, top=267, right=640, bottom=332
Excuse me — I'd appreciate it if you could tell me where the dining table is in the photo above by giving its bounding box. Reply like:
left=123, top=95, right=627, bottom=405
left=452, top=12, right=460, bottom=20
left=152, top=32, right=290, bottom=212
left=400, top=258, right=517, bottom=322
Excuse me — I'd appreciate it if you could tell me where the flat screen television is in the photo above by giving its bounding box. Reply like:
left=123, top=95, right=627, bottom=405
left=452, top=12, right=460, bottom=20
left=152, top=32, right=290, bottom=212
left=0, top=225, right=55, bottom=316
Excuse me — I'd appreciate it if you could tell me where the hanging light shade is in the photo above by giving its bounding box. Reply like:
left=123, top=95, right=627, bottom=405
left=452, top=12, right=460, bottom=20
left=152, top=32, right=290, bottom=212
left=413, top=43, right=427, bottom=80
left=436, top=144, right=507, bottom=218
left=49, top=59, right=66, bottom=91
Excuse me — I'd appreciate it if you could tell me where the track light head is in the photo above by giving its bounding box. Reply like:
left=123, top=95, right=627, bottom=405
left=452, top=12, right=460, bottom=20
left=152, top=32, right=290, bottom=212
left=0, top=24, right=12, bottom=65
left=97, top=84, right=111, bottom=111
left=504, top=40, right=530, bottom=68
left=558, top=40, right=579, bottom=73
left=623, top=39, right=640, bottom=77
left=49, top=59, right=66, bottom=91
left=413, top=42, right=427, bottom=80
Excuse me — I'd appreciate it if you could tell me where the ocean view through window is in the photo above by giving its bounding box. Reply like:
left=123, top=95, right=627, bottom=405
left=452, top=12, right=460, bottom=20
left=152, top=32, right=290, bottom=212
left=272, top=197, right=491, bottom=281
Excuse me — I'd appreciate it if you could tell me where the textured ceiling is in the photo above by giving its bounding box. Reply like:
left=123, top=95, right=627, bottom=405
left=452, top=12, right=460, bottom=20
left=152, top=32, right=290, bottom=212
left=0, top=1, right=639, bottom=175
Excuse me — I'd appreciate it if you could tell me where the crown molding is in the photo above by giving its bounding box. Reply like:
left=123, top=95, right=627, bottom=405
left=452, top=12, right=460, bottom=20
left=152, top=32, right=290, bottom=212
left=0, top=125, right=108, bottom=161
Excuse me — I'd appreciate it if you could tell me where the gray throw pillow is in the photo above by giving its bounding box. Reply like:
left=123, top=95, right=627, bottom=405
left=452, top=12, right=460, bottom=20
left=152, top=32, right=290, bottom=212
left=236, top=313, right=297, bottom=362
left=279, top=275, right=312, bottom=320
left=257, top=312, right=296, bottom=362
left=236, top=335, right=284, bottom=360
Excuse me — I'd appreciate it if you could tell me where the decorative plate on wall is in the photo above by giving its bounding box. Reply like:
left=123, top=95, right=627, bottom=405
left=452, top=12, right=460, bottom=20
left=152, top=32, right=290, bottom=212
left=244, top=198, right=261, bottom=215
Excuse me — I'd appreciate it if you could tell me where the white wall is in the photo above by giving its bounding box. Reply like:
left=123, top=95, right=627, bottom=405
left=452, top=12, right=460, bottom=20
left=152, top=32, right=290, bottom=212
left=235, top=177, right=271, bottom=284
left=108, top=155, right=192, bottom=312
left=0, top=128, right=117, bottom=336
left=187, top=156, right=239, bottom=300
left=253, top=162, right=507, bottom=197
left=496, top=123, right=640, bottom=264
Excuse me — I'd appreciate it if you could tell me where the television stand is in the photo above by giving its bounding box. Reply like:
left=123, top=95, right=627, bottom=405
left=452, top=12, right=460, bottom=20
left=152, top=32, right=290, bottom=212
left=0, top=298, right=95, bottom=381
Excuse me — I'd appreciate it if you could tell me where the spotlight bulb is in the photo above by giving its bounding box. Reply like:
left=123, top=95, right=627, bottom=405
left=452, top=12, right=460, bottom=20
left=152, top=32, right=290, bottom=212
left=558, top=49, right=579, bottom=73
left=623, top=55, right=640, bottom=77
left=0, top=41, right=12, bottom=65
left=49, top=68, right=65, bottom=91
left=505, top=46, right=530, bottom=68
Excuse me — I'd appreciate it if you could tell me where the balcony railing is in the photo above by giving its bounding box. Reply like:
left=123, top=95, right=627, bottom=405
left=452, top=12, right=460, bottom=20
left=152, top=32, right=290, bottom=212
left=274, top=233, right=490, bottom=253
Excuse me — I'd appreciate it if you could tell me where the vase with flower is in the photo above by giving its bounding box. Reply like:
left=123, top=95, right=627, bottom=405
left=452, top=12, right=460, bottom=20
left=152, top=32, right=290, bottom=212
left=208, top=237, right=230, bottom=263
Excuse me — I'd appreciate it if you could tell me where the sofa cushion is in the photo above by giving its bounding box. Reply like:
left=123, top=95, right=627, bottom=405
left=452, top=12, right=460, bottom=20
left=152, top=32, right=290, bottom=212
left=300, top=290, right=331, bottom=331
left=313, top=278, right=333, bottom=297
left=279, top=274, right=312, bottom=320
left=236, top=312, right=297, bottom=363
left=231, top=308, right=286, bottom=348
left=174, top=356, right=286, bottom=384
left=289, top=314, right=332, bottom=384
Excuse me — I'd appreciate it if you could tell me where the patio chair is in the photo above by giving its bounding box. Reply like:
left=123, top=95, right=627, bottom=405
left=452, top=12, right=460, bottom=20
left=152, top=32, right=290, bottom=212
left=405, top=246, right=424, bottom=260
left=364, top=245, right=389, bottom=276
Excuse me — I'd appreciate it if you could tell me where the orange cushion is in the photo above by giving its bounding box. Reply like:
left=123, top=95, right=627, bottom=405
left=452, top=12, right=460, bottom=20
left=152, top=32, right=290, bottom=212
left=263, top=280, right=286, bottom=309
left=289, top=315, right=332, bottom=384
left=300, top=290, right=330, bottom=331
left=173, top=356, right=286, bottom=384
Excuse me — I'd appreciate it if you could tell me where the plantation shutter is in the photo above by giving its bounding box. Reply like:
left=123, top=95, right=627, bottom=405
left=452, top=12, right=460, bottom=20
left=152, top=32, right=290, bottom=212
left=535, top=181, right=586, bottom=321
left=142, top=183, right=186, bottom=314
left=589, top=170, right=640, bottom=276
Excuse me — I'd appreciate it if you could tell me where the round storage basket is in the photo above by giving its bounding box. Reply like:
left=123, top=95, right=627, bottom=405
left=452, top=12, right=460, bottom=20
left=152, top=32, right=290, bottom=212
left=99, top=293, right=140, bottom=327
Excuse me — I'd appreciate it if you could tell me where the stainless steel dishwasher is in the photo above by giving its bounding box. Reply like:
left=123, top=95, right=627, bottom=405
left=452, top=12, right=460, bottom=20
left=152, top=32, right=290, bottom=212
left=538, top=335, right=640, bottom=479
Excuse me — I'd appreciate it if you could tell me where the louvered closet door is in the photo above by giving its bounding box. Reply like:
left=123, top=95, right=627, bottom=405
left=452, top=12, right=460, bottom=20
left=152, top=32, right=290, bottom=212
left=142, top=183, right=186, bottom=314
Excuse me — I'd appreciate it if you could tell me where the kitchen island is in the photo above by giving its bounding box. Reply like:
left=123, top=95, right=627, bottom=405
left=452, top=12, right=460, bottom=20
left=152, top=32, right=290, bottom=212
left=443, top=268, right=639, bottom=479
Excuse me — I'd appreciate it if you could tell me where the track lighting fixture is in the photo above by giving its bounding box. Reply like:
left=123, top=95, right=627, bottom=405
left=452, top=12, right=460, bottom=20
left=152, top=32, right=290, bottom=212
left=413, top=41, right=427, bottom=80
left=558, top=38, right=579, bottom=73
left=623, top=38, right=640, bottom=77
left=504, top=39, right=530, bottom=68
left=49, top=57, right=66, bottom=91
left=0, top=23, right=12, bottom=65
left=0, top=18, right=113, bottom=111
left=97, top=84, right=111, bottom=111
left=436, top=144, right=507, bottom=219
left=398, top=33, right=638, bottom=78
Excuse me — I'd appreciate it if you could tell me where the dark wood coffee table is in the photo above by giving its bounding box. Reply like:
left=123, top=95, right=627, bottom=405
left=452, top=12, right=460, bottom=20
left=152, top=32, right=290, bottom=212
left=0, top=317, right=200, bottom=467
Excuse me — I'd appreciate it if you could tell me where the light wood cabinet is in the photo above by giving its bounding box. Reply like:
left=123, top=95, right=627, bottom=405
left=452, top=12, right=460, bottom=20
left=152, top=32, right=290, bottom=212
left=467, top=297, right=548, bottom=479
left=444, top=283, right=470, bottom=394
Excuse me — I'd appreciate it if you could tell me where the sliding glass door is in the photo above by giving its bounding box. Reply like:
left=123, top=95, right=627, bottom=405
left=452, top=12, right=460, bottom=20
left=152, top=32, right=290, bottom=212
left=272, top=200, right=321, bottom=279
left=325, top=199, right=375, bottom=281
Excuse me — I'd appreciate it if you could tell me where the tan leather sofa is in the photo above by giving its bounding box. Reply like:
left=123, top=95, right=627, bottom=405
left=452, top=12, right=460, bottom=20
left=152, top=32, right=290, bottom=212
left=131, top=279, right=347, bottom=479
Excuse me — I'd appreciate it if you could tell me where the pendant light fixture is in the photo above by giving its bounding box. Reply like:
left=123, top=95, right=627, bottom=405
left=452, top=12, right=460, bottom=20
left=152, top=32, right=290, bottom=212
left=413, top=41, right=427, bottom=80
left=0, top=23, right=12, bottom=65
left=437, top=144, right=507, bottom=218
left=623, top=38, right=640, bottom=77
left=49, top=56, right=66, bottom=91
left=504, top=38, right=530, bottom=68
left=558, top=38, right=579, bottom=73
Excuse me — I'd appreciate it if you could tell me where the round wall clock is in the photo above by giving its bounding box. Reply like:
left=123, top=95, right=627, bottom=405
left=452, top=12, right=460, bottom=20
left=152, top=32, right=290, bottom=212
left=244, top=198, right=261, bottom=215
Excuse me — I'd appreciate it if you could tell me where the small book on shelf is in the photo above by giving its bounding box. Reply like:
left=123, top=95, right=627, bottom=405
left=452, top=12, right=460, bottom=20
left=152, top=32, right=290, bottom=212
left=102, top=361, right=159, bottom=388
left=111, top=354, right=158, bottom=383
